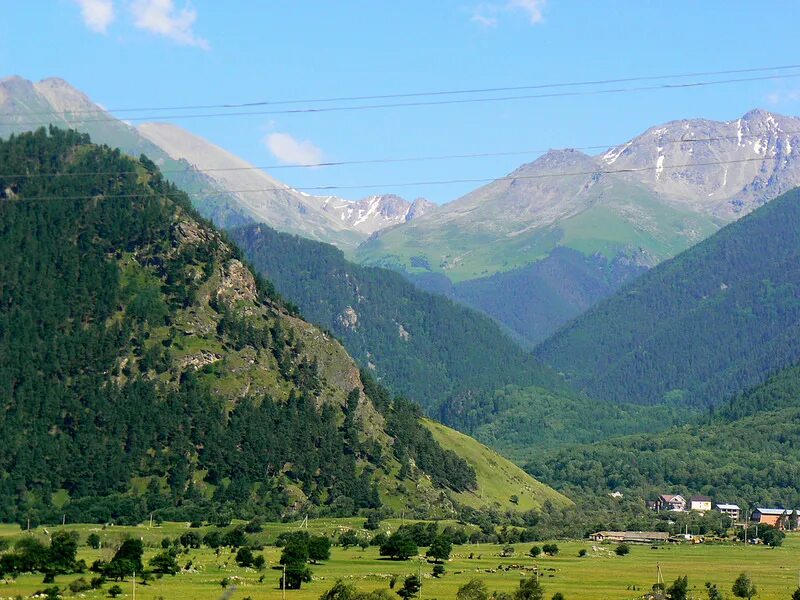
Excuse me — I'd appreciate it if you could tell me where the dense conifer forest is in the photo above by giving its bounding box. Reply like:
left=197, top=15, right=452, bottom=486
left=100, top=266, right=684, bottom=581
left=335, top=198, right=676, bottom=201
left=526, top=360, right=800, bottom=507
left=536, top=187, right=800, bottom=408
left=0, top=128, right=479, bottom=526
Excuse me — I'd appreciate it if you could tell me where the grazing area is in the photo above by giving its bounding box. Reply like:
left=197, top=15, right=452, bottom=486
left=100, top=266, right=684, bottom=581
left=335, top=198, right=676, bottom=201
left=2, top=521, right=800, bottom=599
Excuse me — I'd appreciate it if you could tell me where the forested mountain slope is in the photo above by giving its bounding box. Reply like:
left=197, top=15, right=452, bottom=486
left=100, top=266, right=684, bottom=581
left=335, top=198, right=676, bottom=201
left=0, top=128, right=568, bottom=525
left=228, top=224, right=565, bottom=412
left=527, top=361, right=800, bottom=508
left=536, top=186, right=800, bottom=407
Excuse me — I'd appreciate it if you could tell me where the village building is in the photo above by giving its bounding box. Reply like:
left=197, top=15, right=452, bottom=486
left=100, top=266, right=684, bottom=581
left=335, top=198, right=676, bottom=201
left=752, top=508, right=799, bottom=529
left=653, top=494, right=687, bottom=512
left=690, top=495, right=712, bottom=513
left=716, top=503, right=741, bottom=521
left=589, top=531, right=670, bottom=544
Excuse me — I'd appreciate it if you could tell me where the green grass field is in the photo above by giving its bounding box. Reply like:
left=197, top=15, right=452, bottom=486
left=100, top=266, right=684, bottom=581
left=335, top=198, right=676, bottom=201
left=3, top=521, right=800, bottom=599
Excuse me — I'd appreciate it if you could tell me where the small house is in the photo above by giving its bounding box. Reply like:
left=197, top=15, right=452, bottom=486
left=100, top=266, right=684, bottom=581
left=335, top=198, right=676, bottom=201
left=654, top=494, right=687, bottom=512
left=752, top=508, right=798, bottom=530
left=715, top=503, right=740, bottom=521
left=690, top=496, right=712, bottom=513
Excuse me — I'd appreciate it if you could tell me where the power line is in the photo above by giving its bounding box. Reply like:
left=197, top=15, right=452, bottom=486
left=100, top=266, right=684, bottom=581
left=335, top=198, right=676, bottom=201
left=7, top=63, right=800, bottom=117
left=3, top=72, right=800, bottom=127
left=8, top=155, right=787, bottom=202
left=2, top=129, right=797, bottom=180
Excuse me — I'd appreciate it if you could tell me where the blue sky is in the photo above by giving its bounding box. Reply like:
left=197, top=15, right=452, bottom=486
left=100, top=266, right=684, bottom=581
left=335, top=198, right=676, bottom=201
left=3, top=1, right=800, bottom=202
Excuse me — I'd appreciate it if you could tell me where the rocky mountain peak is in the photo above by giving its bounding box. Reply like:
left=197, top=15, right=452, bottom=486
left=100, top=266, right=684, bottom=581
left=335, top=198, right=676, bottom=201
left=523, top=148, right=594, bottom=172
left=407, top=197, right=436, bottom=221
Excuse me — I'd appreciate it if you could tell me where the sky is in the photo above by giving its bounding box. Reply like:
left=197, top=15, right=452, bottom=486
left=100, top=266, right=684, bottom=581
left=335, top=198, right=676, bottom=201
left=2, top=0, right=800, bottom=202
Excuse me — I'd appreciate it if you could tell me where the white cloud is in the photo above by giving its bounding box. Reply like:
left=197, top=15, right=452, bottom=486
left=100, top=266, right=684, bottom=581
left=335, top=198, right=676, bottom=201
left=74, top=0, right=115, bottom=33
left=469, top=0, right=546, bottom=26
left=130, top=0, right=209, bottom=49
left=265, top=133, right=324, bottom=166
left=507, top=0, right=546, bottom=24
left=767, top=89, right=800, bottom=105
left=471, top=3, right=499, bottom=27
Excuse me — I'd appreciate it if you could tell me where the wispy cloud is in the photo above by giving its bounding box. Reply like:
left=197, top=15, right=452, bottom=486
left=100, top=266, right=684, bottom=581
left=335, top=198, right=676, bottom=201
left=470, top=3, right=499, bottom=27
left=470, top=0, right=547, bottom=27
left=507, top=0, right=546, bottom=24
left=767, top=89, right=800, bottom=105
left=265, top=133, right=324, bottom=166
left=129, top=0, right=209, bottom=49
left=74, top=0, right=115, bottom=33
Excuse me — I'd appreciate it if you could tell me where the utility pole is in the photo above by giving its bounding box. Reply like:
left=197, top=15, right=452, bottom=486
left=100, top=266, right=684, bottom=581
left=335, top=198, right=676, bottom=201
left=132, top=571, right=136, bottom=600
left=62, top=514, right=65, bottom=526
left=149, top=513, right=153, bottom=529
left=418, top=561, right=422, bottom=599
left=282, top=564, right=286, bottom=600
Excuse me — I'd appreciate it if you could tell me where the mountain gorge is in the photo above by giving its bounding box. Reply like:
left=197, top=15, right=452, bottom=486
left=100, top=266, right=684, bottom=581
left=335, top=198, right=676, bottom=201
left=227, top=223, right=565, bottom=412
left=0, top=127, right=567, bottom=525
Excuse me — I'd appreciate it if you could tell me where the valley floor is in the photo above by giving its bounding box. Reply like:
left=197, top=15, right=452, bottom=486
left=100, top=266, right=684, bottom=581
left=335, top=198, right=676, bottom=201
left=2, top=520, right=800, bottom=599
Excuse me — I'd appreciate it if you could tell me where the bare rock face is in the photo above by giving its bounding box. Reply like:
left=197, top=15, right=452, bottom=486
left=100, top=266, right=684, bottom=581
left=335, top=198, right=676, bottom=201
left=337, top=306, right=359, bottom=330
left=217, top=259, right=258, bottom=307
left=179, top=351, right=221, bottom=371
left=397, top=322, right=410, bottom=341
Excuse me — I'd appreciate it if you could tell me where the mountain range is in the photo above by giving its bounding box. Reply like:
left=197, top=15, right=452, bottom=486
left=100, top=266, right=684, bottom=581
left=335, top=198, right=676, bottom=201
left=359, top=109, right=800, bottom=342
left=137, top=121, right=435, bottom=246
left=5, top=76, right=800, bottom=346
left=0, top=76, right=432, bottom=248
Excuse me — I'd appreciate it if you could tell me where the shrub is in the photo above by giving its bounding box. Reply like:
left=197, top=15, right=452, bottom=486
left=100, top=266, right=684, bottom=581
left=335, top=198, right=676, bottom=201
left=615, top=543, right=630, bottom=556
left=542, top=543, right=559, bottom=556
left=108, top=584, right=123, bottom=598
left=69, top=578, right=91, bottom=593
left=578, top=549, right=587, bottom=557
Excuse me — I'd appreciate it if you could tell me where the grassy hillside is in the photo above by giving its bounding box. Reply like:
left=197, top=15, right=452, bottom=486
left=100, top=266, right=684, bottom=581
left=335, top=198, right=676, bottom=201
left=355, top=179, right=719, bottom=283
left=536, top=186, right=800, bottom=407
left=424, top=420, right=571, bottom=511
